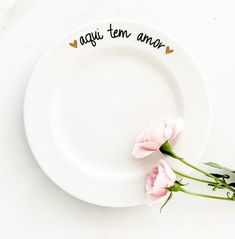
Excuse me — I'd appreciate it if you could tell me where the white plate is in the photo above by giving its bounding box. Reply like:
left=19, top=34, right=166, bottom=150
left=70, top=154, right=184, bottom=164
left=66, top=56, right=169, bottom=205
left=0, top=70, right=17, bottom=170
left=24, top=19, right=210, bottom=207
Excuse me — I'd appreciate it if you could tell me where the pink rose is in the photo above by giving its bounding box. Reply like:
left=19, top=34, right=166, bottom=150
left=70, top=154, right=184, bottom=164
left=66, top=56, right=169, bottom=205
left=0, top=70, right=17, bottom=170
left=146, top=160, right=176, bottom=201
left=132, top=118, right=183, bottom=158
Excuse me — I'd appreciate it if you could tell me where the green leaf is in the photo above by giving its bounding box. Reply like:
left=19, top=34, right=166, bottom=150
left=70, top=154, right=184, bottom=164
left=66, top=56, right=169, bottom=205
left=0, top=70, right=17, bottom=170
left=207, top=183, right=224, bottom=191
left=168, top=182, right=183, bottom=192
left=208, top=183, right=216, bottom=187
left=210, top=173, right=230, bottom=179
left=213, top=184, right=224, bottom=191
left=160, top=192, right=173, bottom=213
left=228, top=182, right=235, bottom=188
left=204, top=162, right=235, bottom=173
left=176, top=180, right=188, bottom=186
left=207, top=182, right=224, bottom=190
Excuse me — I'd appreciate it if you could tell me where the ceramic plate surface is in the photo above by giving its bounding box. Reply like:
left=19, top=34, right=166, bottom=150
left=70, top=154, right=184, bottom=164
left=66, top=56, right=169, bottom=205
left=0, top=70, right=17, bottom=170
left=24, top=19, right=210, bottom=207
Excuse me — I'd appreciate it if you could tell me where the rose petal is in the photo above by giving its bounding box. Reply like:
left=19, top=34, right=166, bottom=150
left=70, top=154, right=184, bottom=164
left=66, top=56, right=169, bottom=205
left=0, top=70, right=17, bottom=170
left=147, top=189, right=168, bottom=201
left=159, top=160, right=176, bottom=186
left=164, top=126, right=173, bottom=141
left=132, top=118, right=184, bottom=159
left=168, top=118, right=183, bottom=140
left=149, top=120, right=166, bottom=145
left=132, top=142, right=159, bottom=158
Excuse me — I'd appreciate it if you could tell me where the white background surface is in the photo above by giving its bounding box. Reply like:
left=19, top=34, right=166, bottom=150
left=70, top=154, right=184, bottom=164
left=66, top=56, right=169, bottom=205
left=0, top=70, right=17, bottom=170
left=0, top=0, right=235, bottom=238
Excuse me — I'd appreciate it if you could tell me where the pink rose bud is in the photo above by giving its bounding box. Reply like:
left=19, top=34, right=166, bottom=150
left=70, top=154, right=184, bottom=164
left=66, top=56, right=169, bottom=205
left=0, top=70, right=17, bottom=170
left=132, top=118, right=183, bottom=158
left=146, top=160, right=176, bottom=201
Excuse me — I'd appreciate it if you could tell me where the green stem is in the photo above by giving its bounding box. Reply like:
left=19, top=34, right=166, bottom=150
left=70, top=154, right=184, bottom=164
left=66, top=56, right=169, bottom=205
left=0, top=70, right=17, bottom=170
left=173, top=169, right=216, bottom=185
left=180, top=188, right=233, bottom=201
left=174, top=157, right=235, bottom=193
left=160, top=142, right=235, bottom=193
left=176, top=157, right=212, bottom=177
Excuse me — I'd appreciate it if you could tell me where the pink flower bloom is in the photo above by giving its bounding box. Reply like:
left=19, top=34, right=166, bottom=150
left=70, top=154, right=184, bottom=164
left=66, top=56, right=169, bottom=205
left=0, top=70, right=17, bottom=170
left=132, top=118, right=183, bottom=158
left=146, top=160, right=176, bottom=201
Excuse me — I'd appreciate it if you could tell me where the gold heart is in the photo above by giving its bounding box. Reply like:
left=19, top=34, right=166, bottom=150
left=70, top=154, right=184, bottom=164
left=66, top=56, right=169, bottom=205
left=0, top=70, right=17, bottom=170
left=165, top=46, right=174, bottom=54
left=69, top=40, right=78, bottom=48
